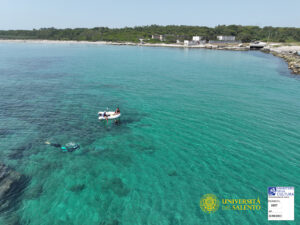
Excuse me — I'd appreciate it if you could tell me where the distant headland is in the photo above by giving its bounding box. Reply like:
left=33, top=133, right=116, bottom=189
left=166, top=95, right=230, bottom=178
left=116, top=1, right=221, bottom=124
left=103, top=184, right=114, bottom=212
left=0, top=25, right=299, bottom=43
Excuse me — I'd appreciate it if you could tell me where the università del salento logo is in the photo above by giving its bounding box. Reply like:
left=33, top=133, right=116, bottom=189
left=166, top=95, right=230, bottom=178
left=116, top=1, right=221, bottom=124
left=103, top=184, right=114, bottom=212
left=199, top=194, right=220, bottom=213
left=199, top=194, right=261, bottom=214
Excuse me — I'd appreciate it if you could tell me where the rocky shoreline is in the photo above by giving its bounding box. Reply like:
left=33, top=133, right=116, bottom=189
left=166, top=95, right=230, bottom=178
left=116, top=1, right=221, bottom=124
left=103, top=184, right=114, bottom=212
left=263, top=46, right=300, bottom=75
left=0, top=39, right=299, bottom=75
left=271, top=52, right=300, bottom=74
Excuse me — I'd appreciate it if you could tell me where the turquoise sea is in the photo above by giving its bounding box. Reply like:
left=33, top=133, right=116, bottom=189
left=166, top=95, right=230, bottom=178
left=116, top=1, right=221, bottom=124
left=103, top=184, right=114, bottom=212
left=0, top=43, right=299, bottom=225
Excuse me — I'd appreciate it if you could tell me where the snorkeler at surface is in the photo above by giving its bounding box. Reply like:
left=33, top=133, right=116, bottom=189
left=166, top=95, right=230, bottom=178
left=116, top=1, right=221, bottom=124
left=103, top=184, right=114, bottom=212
left=45, top=141, right=80, bottom=152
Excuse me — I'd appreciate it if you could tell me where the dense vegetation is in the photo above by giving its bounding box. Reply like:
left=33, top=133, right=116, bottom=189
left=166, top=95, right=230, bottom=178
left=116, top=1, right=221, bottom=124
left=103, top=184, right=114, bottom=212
left=0, top=25, right=299, bottom=43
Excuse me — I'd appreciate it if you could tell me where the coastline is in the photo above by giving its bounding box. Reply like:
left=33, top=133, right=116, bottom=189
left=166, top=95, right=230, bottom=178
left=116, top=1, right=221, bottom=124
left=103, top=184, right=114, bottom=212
left=263, top=46, right=300, bottom=75
left=0, top=39, right=247, bottom=49
left=1, top=39, right=299, bottom=75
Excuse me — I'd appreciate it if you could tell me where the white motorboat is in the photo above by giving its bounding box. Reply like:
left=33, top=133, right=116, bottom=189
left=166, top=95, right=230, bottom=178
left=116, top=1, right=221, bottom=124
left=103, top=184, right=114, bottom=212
left=250, top=41, right=266, bottom=49
left=98, top=111, right=121, bottom=120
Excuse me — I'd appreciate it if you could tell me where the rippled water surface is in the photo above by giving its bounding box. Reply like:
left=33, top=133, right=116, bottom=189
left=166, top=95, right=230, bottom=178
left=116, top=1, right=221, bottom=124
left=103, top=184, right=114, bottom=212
left=0, top=43, right=299, bottom=225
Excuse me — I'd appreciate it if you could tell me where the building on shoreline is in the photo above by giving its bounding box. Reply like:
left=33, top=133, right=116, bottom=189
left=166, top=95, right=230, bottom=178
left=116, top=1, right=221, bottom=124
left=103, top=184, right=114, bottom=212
left=217, top=36, right=236, bottom=41
left=192, top=36, right=203, bottom=41
left=151, top=35, right=165, bottom=41
left=159, top=34, right=241, bottom=46
left=183, top=40, right=190, bottom=46
left=184, top=40, right=206, bottom=46
left=209, top=35, right=240, bottom=44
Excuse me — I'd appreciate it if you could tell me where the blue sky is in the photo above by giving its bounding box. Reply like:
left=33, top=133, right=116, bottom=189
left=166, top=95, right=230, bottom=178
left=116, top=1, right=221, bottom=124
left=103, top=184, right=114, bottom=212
left=0, top=0, right=299, bottom=29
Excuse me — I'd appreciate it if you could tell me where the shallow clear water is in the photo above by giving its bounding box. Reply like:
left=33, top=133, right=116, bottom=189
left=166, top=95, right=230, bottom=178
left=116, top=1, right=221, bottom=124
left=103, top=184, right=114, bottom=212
left=0, top=43, right=299, bottom=225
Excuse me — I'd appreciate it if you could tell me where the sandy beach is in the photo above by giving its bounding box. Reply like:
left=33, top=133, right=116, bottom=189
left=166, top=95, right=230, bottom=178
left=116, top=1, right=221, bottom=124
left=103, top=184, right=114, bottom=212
left=0, top=39, right=299, bottom=51
left=0, top=39, right=244, bottom=48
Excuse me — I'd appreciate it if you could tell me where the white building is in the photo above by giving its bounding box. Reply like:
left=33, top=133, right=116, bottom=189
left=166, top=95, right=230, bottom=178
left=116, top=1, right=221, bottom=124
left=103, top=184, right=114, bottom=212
left=184, top=40, right=190, bottom=46
left=184, top=40, right=201, bottom=46
left=151, top=35, right=165, bottom=41
left=217, top=36, right=236, bottom=41
left=192, top=36, right=202, bottom=41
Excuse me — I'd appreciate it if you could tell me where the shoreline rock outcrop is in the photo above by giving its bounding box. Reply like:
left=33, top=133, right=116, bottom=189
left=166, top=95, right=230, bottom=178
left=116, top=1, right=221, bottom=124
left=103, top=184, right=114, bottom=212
left=263, top=45, right=300, bottom=75
left=271, top=51, right=300, bottom=75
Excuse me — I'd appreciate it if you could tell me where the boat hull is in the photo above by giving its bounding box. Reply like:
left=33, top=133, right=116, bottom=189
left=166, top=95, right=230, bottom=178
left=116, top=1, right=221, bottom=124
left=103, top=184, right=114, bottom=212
left=98, top=111, right=121, bottom=120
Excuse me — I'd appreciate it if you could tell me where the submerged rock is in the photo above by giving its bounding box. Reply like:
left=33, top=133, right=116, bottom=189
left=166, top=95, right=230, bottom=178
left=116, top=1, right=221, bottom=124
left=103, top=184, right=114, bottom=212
left=168, top=171, right=178, bottom=177
left=24, top=184, right=43, bottom=200
left=101, top=177, right=130, bottom=197
left=0, top=163, right=29, bottom=213
left=0, top=128, right=13, bottom=138
left=8, top=143, right=33, bottom=160
left=99, top=219, right=120, bottom=225
left=69, top=184, right=86, bottom=192
left=2, top=213, right=22, bottom=225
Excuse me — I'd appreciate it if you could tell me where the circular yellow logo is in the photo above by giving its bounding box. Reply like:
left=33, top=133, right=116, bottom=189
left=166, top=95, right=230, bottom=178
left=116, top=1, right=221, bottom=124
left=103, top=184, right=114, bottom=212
left=200, top=194, right=219, bottom=213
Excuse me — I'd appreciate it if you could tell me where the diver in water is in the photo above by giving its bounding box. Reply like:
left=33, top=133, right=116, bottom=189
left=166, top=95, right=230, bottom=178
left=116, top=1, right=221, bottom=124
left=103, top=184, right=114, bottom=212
left=45, top=141, right=80, bottom=152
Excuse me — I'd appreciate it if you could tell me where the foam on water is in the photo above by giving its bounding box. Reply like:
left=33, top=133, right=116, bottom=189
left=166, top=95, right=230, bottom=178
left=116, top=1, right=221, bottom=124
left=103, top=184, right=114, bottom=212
left=0, top=43, right=299, bottom=225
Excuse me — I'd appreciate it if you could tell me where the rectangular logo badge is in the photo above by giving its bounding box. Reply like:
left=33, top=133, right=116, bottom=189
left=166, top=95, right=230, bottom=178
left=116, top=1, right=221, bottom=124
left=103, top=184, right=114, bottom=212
left=268, top=187, right=294, bottom=220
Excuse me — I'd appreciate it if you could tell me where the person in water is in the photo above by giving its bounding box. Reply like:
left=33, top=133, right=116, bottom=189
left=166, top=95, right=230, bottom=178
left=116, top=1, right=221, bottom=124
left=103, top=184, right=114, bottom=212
left=45, top=141, right=80, bottom=152
left=115, top=107, right=120, bottom=114
left=114, top=108, right=121, bottom=124
left=103, top=111, right=109, bottom=122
